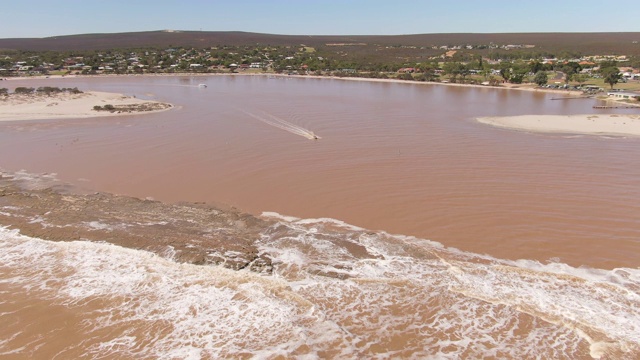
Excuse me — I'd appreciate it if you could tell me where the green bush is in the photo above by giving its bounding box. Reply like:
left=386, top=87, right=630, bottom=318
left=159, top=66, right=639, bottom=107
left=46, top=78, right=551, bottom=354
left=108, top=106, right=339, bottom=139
left=14, top=87, right=35, bottom=94
left=93, top=104, right=115, bottom=111
left=36, top=86, right=63, bottom=95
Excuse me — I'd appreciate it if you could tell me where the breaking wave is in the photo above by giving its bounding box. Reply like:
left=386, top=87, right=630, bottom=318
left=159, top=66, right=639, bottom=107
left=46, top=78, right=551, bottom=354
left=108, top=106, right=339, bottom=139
left=0, top=211, right=638, bottom=359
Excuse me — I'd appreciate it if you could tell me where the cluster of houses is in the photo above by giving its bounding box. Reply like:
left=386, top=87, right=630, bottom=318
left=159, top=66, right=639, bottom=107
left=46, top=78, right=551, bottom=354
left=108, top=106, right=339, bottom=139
left=0, top=47, right=315, bottom=76
left=1, top=45, right=639, bottom=84
left=383, top=43, right=536, bottom=51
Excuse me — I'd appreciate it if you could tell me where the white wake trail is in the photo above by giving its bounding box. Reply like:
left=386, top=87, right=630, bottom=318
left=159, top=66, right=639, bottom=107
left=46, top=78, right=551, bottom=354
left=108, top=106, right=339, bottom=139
left=242, top=111, right=320, bottom=140
left=265, top=114, right=312, bottom=135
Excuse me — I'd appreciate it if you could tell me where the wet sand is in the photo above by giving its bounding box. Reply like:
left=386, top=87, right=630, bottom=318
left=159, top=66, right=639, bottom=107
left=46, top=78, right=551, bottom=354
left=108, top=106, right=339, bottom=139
left=478, top=114, right=640, bottom=137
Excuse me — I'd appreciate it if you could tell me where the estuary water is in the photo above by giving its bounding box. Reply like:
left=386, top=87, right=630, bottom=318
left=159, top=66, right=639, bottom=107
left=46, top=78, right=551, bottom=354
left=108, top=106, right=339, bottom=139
left=0, top=75, right=639, bottom=359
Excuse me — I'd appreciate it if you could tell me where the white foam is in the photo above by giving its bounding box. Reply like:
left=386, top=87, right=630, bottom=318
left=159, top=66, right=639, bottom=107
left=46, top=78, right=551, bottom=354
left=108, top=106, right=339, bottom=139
left=134, top=221, right=169, bottom=226
left=261, top=211, right=367, bottom=233
left=82, top=221, right=129, bottom=232
left=1, top=206, right=21, bottom=211
left=0, top=227, right=353, bottom=358
left=26, top=215, right=64, bottom=229
left=260, top=211, right=300, bottom=222
left=0, top=169, right=60, bottom=190
left=2, top=207, right=640, bottom=359
left=254, top=215, right=640, bottom=358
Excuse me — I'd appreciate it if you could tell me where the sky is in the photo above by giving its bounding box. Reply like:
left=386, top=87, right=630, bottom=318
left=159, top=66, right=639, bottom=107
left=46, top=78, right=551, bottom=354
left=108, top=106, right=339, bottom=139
left=2, top=0, right=639, bottom=38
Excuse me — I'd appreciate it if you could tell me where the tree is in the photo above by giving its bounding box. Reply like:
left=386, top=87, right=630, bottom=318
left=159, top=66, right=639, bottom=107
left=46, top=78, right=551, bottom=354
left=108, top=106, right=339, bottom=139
left=421, top=66, right=437, bottom=81
left=488, top=75, right=501, bottom=86
left=601, top=67, right=622, bottom=89
left=599, top=60, right=617, bottom=69
left=443, top=62, right=461, bottom=83
left=564, top=61, right=582, bottom=74
left=480, top=68, right=492, bottom=81
left=528, top=60, right=543, bottom=74
left=398, top=72, right=414, bottom=81
left=509, top=63, right=529, bottom=84
left=573, top=74, right=588, bottom=87
left=499, top=62, right=512, bottom=82
left=562, top=65, right=577, bottom=84
left=458, top=63, right=471, bottom=83
left=443, top=62, right=471, bottom=83
left=533, top=71, right=548, bottom=86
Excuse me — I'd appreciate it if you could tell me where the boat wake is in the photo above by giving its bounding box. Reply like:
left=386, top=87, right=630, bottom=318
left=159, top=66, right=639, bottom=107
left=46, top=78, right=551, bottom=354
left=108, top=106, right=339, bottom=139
left=241, top=110, right=320, bottom=140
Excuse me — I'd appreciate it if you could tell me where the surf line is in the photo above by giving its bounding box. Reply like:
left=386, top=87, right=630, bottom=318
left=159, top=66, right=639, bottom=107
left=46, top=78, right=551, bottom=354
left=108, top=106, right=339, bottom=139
left=241, top=110, right=320, bottom=140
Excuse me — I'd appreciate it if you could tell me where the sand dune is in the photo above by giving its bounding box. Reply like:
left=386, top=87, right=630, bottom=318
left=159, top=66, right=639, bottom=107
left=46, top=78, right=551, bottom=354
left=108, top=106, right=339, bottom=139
left=477, top=114, right=640, bottom=137
left=0, top=91, right=172, bottom=122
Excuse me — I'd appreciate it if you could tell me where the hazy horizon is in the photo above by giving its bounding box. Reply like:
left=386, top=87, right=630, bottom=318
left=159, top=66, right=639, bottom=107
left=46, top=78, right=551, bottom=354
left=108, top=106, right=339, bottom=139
left=4, top=28, right=640, bottom=41
left=3, top=0, right=640, bottom=39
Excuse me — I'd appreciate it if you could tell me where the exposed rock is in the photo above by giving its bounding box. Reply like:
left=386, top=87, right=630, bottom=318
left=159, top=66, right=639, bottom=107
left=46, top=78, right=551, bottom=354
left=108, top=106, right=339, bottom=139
left=0, top=174, right=273, bottom=273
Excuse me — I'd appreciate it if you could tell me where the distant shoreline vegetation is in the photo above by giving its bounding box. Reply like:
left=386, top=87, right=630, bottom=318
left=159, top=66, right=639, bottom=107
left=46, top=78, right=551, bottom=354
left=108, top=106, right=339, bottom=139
left=1, top=31, right=638, bottom=95
left=0, top=86, right=82, bottom=97
left=1, top=32, right=639, bottom=82
left=92, top=102, right=172, bottom=113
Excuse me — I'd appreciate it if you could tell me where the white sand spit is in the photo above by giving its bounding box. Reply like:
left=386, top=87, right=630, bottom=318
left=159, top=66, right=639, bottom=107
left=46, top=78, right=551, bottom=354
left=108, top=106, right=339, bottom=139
left=0, top=91, right=172, bottom=122
left=477, top=114, right=640, bottom=137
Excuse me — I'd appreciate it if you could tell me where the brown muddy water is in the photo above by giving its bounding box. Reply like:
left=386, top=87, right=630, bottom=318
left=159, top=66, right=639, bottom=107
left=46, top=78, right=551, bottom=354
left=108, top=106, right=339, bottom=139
left=0, top=75, right=639, bottom=359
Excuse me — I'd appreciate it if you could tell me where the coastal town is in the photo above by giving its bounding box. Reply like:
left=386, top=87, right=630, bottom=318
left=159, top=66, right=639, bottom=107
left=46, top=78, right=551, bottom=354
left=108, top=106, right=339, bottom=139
left=1, top=39, right=639, bottom=100
left=1, top=33, right=639, bottom=131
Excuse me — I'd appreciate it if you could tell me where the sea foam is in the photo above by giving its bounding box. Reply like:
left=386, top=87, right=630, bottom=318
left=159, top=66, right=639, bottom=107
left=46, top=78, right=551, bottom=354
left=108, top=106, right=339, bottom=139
left=1, top=209, right=639, bottom=359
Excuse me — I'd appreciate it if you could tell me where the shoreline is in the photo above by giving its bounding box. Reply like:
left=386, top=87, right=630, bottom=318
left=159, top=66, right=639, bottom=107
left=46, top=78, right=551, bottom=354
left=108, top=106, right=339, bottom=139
left=477, top=114, right=640, bottom=137
left=4, top=72, right=637, bottom=131
left=0, top=90, right=173, bottom=122
left=3, top=72, right=586, bottom=97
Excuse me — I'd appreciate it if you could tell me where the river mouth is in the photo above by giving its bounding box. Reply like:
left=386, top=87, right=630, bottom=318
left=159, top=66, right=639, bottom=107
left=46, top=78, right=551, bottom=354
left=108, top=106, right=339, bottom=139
left=1, top=75, right=639, bottom=269
left=1, top=74, right=639, bottom=358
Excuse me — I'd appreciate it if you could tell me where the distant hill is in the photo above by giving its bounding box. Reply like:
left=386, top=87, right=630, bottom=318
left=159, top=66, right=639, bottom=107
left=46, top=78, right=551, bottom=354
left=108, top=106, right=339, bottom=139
left=1, top=30, right=639, bottom=56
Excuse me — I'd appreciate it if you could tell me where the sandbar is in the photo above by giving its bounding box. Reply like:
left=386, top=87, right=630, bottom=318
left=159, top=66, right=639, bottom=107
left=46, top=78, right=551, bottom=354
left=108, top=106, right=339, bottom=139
left=0, top=91, right=172, bottom=122
left=477, top=114, right=640, bottom=137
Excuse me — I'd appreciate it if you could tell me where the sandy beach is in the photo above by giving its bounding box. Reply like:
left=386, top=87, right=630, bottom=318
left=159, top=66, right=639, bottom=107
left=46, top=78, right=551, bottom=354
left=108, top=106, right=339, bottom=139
left=4, top=72, right=587, bottom=96
left=0, top=90, right=172, bottom=121
left=477, top=113, right=640, bottom=137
